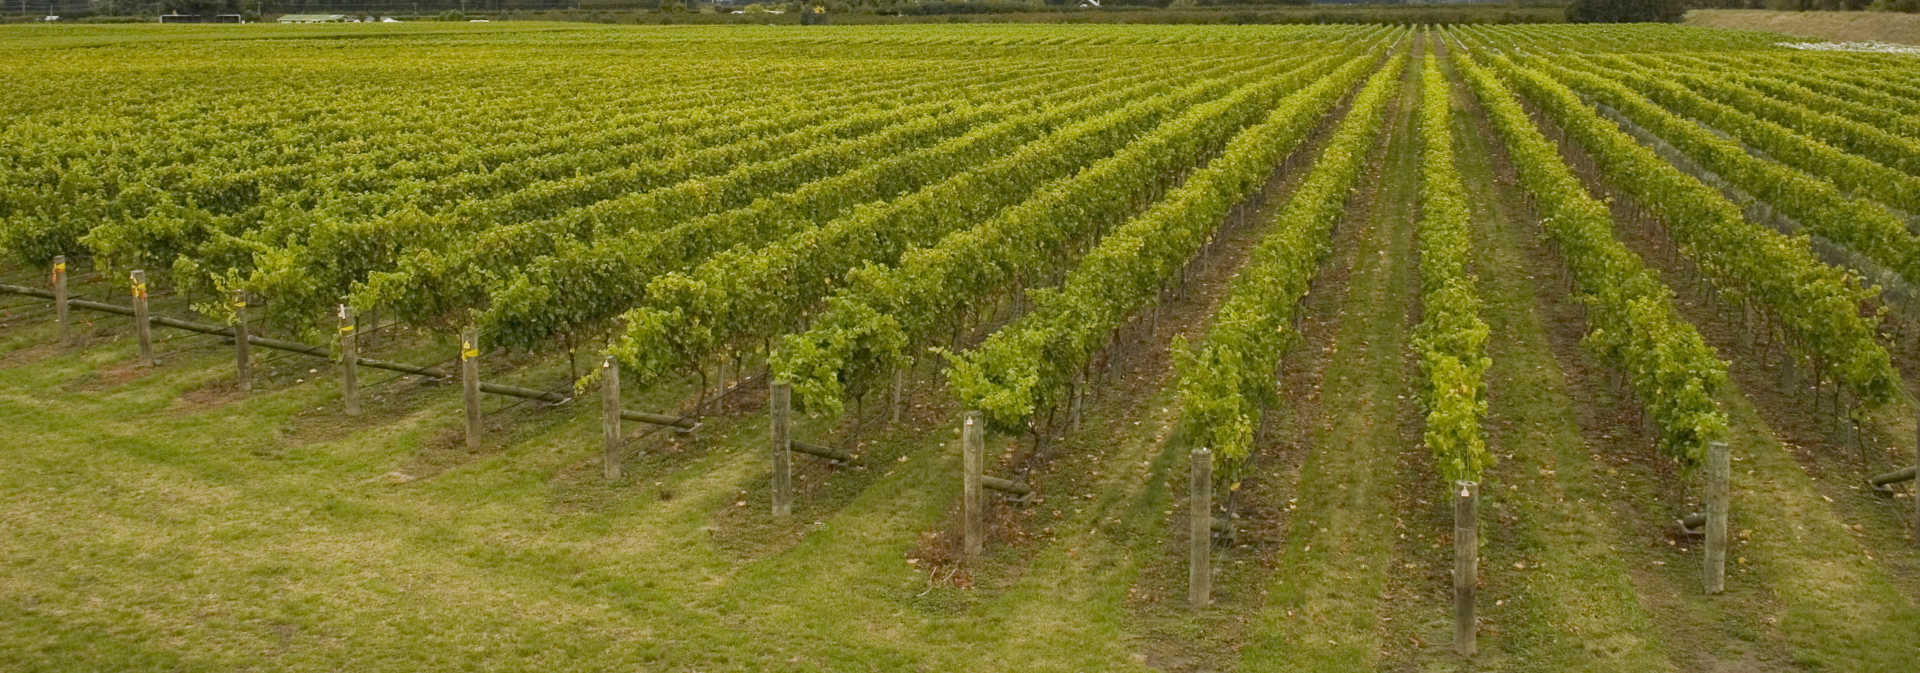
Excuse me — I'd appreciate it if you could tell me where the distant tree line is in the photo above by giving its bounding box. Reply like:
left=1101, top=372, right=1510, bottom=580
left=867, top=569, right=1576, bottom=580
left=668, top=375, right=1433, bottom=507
left=1565, top=0, right=1681, bottom=21
left=16, top=0, right=600, bottom=17
left=13, top=0, right=1554, bottom=16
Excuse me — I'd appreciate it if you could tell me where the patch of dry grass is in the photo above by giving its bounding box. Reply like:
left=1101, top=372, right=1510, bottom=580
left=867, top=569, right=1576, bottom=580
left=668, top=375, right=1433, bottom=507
left=1686, top=9, right=1920, bottom=47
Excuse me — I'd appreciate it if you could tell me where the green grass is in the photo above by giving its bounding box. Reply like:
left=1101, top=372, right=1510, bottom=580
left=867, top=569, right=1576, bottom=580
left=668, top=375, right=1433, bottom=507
left=1237, top=46, right=1418, bottom=673
left=4, top=28, right=1920, bottom=672
left=1422, top=50, right=1674, bottom=673
left=0, top=243, right=1211, bottom=673
left=1455, top=43, right=1920, bottom=671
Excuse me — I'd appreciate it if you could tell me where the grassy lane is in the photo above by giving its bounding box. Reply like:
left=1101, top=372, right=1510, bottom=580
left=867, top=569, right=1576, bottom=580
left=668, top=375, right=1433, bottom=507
left=1238, top=46, right=1417, bottom=673
left=899, top=68, right=1371, bottom=669
left=1544, top=35, right=1920, bottom=603
left=1466, top=101, right=1811, bottom=672
left=0, top=54, right=1378, bottom=671
left=1526, top=82, right=1920, bottom=671
left=1367, top=51, right=1685, bottom=673
left=0, top=302, right=960, bottom=670
left=1576, top=64, right=1920, bottom=605
left=1551, top=52, right=1920, bottom=597
left=0, top=53, right=1396, bottom=673
left=1440, top=55, right=1680, bottom=672
left=1115, top=53, right=1398, bottom=673
left=1374, top=44, right=1460, bottom=669
left=0, top=323, right=797, bottom=669
left=7, top=30, right=1920, bottom=673
left=682, top=48, right=1409, bottom=673
left=1, top=320, right=1114, bottom=670
left=1456, top=85, right=1830, bottom=666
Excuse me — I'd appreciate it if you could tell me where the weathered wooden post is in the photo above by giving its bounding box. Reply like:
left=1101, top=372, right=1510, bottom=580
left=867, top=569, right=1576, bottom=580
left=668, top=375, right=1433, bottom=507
left=890, top=365, right=905, bottom=425
left=51, top=256, right=69, bottom=346
left=770, top=381, right=793, bottom=517
left=1913, top=410, right=1919, bottom=545
left=964, top=410, right=985, bottom=559
left=338, top=304, right=360, bottom=417
left=230, top=291, right=251, bottom=391
left=1189, top=447, right=1212, bottom=609
left=460, top=328, right=481, bottom=451
left=1454, top=480, right=1479, bottom=656
left=1705, top=440, right=1729, bottom=595
left=1069, top=371, right=1085, bottom=433
left=1868, top=466, right=1917, bottom=492
left=601, top=355, right=623, bottom=481
left=130, top=270, right=153, bottom=367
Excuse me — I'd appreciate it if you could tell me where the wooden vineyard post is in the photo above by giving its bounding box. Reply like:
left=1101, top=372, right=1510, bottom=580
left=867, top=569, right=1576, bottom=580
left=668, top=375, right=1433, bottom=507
left=601, top=355, right=622, bottom=481
left=890, top=365, right=905, bottom=425
left=770, top=382, right=793, bottom=517
left=1705, top=441, right=1730, bottom=595
left=460, top=328, right=481, bottom=451
left=1904, top=406, right=1920, bottom=548
left=232, top=291, right=251, bottom=392
left=1069, top=370, right=1085, bottom=433
left=51, top=256, right=69, bottom=346
left=130, top=270, right=153, bottom=367
left=338, top=305, right=359, bottom=417
left=1454, top=480, right=1478, bottom=656
left=963, top=411, right=984, bottom=559
left=1189, top=447, right=1212, bottom=609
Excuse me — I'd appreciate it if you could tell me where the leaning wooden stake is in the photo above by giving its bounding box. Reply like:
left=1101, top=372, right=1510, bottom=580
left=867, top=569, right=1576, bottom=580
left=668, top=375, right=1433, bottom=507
left=460, top=328, right=481, bottom=451
left=130, top=270, right=153, bottom=367
left=1867, top=466, right=1916, bottom=491
left=51, top=256, right=69, bottom=346
left=770, top=382, right=793, bottom=517
left=963, top=410, right=985, bottom=559
left=1705, top=440, right=1730, bottom=595
left=601, top=355, right=622, bottom=481
left=232, top=291, right=250, bottom=392
left=1454, top=480, right=1479, bottom=656
left=338, top=305, right=360, bottom=417
left=1913, top=409, right=1919, bottom=544
left=1189, top=447, right=1212, bottom=609
left=890, top=365, right=905, bottom=425
left=1069, top=370, right=1085, bottom=433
